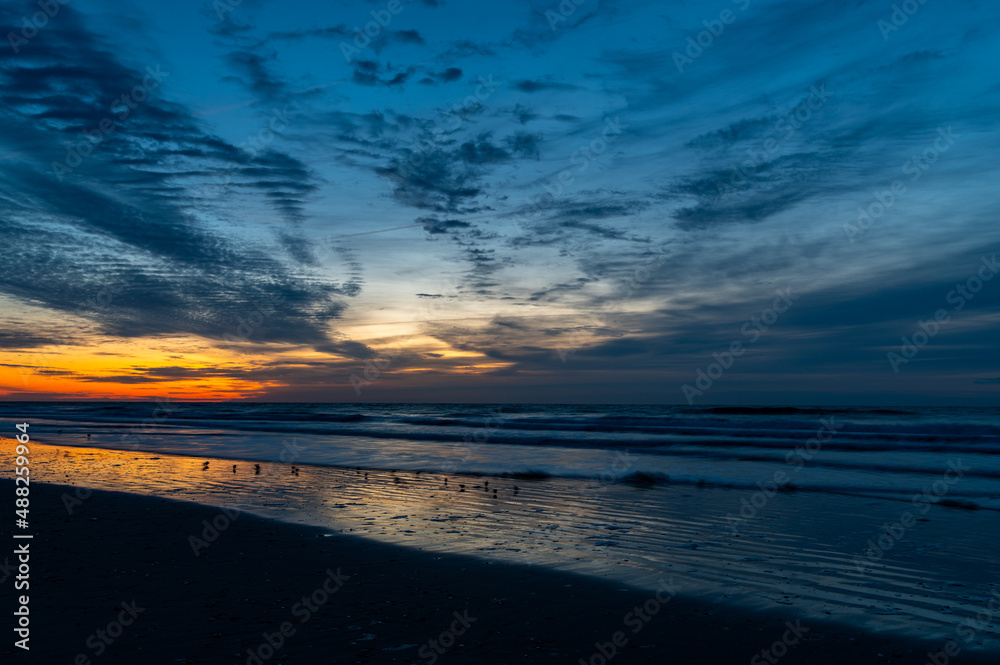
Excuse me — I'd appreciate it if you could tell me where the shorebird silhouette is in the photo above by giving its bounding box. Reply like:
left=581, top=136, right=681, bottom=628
left=232, top=464, right=237, bottom=473
left=254, top=464, right=261, bottom=474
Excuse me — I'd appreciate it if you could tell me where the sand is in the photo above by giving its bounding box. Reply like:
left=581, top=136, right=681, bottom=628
left=2, top=479, right=995, bottom=665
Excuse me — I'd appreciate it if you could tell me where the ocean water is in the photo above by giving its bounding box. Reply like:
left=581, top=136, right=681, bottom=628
left=2, top=402, right=999, bottom=509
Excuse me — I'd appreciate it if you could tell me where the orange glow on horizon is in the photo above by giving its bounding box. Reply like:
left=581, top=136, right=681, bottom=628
left=0, top=330, right=515, bottom=400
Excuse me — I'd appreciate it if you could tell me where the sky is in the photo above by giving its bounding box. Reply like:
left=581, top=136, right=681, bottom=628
left=0, top=0, right=998, bottom=405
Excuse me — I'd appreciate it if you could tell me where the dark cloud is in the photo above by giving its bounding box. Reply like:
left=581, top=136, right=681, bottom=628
left=418, top=217, right=473, bottom=234
left=0, top=332, right=68, bottom=350
left=0, top=0, right=361, bottom=356
left=419, top=67, right=463, bottom=85
left=268, top=25, right=350, bottom=41
left=439, top=40, right=495, bottom=58
left=514, top=79, right=578, bottom=93
left=505, top=132, right=541, bottom=158
left=223, top=50, right=286, bottom=99
left=392, top=29, right=426, bottom=45
left=457, top=135, right=511, bottom=164
left=508, top=104, right=538, bottom=125
left=352, top=59, right=414, bottom=87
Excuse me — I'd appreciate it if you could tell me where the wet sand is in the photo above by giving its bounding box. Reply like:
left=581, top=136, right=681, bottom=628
left=3, top=479, right=997, bottom=665
left=14, top=440, right=1000, bottom=647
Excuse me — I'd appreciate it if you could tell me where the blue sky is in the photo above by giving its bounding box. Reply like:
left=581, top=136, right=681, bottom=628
left=1, top=0, right=999, bottom=404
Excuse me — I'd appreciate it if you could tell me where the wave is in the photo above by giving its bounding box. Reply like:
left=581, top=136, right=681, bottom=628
left=16, top=416, right=1000, bottom=456
left=702, top=406, right=916, bottom=416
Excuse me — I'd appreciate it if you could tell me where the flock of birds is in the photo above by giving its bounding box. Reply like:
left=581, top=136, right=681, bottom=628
left=197, top=460, right=520, bottom=497
left=200, top=461, right=300, bottom=476
left=68, top=432, right=522, bottom=499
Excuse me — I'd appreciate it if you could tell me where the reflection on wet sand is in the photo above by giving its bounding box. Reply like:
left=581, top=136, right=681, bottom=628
left=7, top=439, right=1000, bottom=651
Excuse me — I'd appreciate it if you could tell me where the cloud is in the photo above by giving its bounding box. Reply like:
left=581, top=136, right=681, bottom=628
left=392, top=29, right=426, bottom=45
left=514, top=79, right=578, bottom=93
left=417, top=217, right=473, bottom=234
left=419, top=67, right=464, bottom=85
left=267, top=25, right=350, bottom=41
left=3, top=0, right=1000, bottom=404
left=223, top=50, right=286, bottom=100
left=438, top=40, right=495, bottom=59
left=352, top=59, right=415, bottom=87
left=0, top=332, right=68, bottom=350
left=0, top=0, right=362, bottom=356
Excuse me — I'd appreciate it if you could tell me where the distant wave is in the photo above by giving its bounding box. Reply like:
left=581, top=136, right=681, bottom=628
left=702, top=406, right=915, bottom=416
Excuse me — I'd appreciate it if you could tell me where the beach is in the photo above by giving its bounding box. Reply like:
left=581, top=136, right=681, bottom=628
left=2, top=403, right=999, bottom=663
left=6, top=478, right=998, bottom=665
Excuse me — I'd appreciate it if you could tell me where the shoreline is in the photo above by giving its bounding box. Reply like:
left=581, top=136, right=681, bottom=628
left=5, top=479, right=997, bottom=664
left=14, top=433, right=1000, bottom=512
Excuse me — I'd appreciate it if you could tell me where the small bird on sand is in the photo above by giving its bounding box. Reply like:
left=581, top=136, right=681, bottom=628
left=444, top=477, right=448, bottom=485
left=232, top=465, right=237, bottom=473
left=254, top=464, right=261, bottom=474
left=202, top=461, right=209, bottom=470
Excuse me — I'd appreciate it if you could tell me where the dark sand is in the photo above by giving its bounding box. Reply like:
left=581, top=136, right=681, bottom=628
left=3, top=480, right=992, bottom=665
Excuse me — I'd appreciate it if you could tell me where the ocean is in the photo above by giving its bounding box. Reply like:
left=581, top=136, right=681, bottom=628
left=3, top=402, right=999, bottom=509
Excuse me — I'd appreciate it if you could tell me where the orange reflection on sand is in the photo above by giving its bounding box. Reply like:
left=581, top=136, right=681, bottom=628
left=11, top=440, right=217, bottom=492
